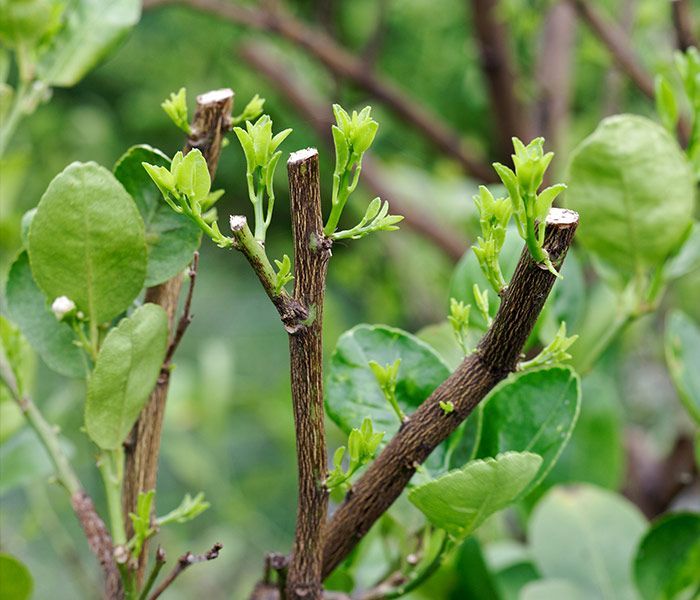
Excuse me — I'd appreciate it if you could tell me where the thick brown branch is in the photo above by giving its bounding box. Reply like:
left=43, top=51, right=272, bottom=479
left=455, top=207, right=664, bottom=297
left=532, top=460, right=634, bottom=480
left=321, top=208, right=579, bottom=578
left=569, top=0, right=654, bottom=99
left=285, top=148, right=332, bottom=599
left=672, top=0, right=698, bottom=51
left=534, top=1, right=576, bottom=155
left=470, top=0, right=532, bottom=155
left=144, top=0, right=494, bottom=181
left=122, top=89, right=233, bottom=583
left=238, top=42, right=467, bottom=262
left=148, top=542, right=223, bottom=600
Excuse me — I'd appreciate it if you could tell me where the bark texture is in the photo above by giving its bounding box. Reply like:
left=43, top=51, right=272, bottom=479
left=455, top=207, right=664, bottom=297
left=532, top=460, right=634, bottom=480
left=72, top=491, right=123, bottom=599
left=286, top=148, right=332, bottom=599
left=122, top=88, right=233, bottom=581
left=321, top=208, right=579, bottom=578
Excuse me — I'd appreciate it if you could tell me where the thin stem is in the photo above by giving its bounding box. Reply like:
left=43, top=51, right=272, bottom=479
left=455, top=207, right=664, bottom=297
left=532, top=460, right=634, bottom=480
left=99, top=449, right=127, bottom=547
left=0, top=79, right=47, bottom=157
left=0, top=356, right=81, bottom=495
left=229, top=215, right=309, bottom=333
left=138, top=547, right=166, bottom=600
left=148, top=543, right=223, bottom=600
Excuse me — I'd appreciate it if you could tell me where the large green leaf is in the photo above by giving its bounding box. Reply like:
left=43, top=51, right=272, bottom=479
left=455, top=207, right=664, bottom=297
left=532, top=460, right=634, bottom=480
left=665, top=310, right=700, bottom=424
left=634, top=512, right=700, bottom=600
left=408, top=452, right=542, bottom=538
left=114, top=145, right=201, bottom=287
left=476, top=367, right=581, bottom=497
left=325, top=324, right=450, bottom=438
left=0, top=553, right=33, bottom=600
left=37, top=0, right=141, bottom=87
left=529, top=485, right=647, bottom=600
left=6, top=252, right=84, bottom=378
left=28, top=162, right=147, bottom=325
left=85, top=303, right=168, bottom=450
left=565, top=115, right=695, bottom=278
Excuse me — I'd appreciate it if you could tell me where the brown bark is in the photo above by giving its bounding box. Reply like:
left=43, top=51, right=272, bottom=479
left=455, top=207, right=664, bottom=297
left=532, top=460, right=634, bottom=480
left=143, top=0, right=494, bottom=181
left=122, top=88, right=233, bottom=582
left=285, top=148, right=332, bottom=599
left=72, top=491, right=123, bottom=599
left=470, top=0, right=532, bottom=155
left=672, top=0, right=698, bottom=51
left=238, top=42, right=468, bottom=262
left=321, top=208, right=579, bottom=578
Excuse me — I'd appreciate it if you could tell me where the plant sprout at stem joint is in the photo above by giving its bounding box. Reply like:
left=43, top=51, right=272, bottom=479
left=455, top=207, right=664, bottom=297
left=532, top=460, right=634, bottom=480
left=519, top=322, right=578, bottom=371
left=324, top=104, right=403, bottom=240
left=233, top=115, right=291, bottom=243
left=448, top=298, right=471, bottom=356
left=483, top=137, right=566, bottom=279
left=369, top=358, right=405, bottom=423
left=326, top=417, right=384, bottom=500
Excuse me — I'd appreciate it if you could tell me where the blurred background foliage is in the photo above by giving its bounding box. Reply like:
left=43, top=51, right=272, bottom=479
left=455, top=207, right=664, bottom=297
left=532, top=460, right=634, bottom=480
left=0, top=0, right=698, bottom=598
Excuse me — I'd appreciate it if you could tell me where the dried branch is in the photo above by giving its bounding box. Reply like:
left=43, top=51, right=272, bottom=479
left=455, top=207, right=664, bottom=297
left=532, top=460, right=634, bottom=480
left=161, top=251, right=199, bottom=370
left=534, top=1, right=576, bottom=155
left=148, top=543, right=223, bottom=600
left=285, top=148, right=332, bottom=599
left=143, top=0, right=494, bottom=181
left=568, top=0, right=654, bottom=99
left=229, top=215, right=309, bottom=333
left=0, top=356, right=121, bottom=597
left=122, top=88, right=233, bottom=583
left=671, top=0, right=698, bottom=51
left=321, top=208, right=579, bottom=577
left=238, top=41, right=468, bottom=261
left=470, top=0, right=532, bottom=155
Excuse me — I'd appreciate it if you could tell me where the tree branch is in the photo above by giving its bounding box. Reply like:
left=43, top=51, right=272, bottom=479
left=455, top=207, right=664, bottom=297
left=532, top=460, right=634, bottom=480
left=671, top=0, right=698, bottom=51
left=237, top=41, right=468, bottom=262
left=148, top=542, right=223, bottom=600
left=285, top=148, right=332, bottom=599
left=534, top=1, right=576, bottom=156
left=229, top=215, right=309, bottom=333
left=143, top=0, right=494, bottom=181
left=0, top=356, right=122, bottom=598
left=122, top=88, right=233, bottom=583
left=321, top=208, right=579, bottom=578
left=568, top=0, right=655, bottom=99
left=470, top=0, right=532, bottom=155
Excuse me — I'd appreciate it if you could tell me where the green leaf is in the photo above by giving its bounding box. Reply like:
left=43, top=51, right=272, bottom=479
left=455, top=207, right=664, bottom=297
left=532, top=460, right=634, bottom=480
left=37, top=0, right=141, bottom=86
left=476, top=367, right=581, bottom=496
left=114, top=145, right=201, bottom=286
left=85, top=304, right=168, bottom=449
left=5, top=252, right=84, bottom=378
left=664, top=222, right=700, bottom=280
left=655, top=75, right=679, bottom=133
left=326, top=324, right=450, bottom=448
left=665, top=310, right=700, bottom=424
left=529, top=485, right=647, bottom=600
left=0, top=553, right=33, bottom=600
left=0, top=0, right=63, bottom=50
left=634, top=512, right=700, bottom=600
left=520, top=579, right=588, bottom=600
left=408, top=452, right=542, bottom=538
left=0, top=316, right=35, bottom=400
left=565, top=115, right=695, bottom=278
left=28, top=162, right=147, bottom=325
left=174, top=149, right=210, bottom=204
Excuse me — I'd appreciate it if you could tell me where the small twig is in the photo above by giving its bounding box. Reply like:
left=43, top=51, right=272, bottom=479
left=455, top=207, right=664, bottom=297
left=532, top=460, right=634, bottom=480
left=148, top=543, right=222, bottom=600
left=229, top=215, right=309, bottom=333
left=161, top=252, right=199, bottom=370
left=671, top=0, right=698, bottom=51
left=263, top=552, right=289, bottom=594
left=138, top=547, right=167, bottom=600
